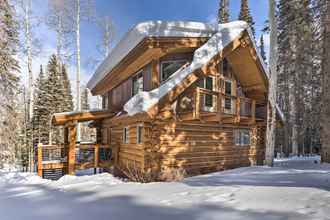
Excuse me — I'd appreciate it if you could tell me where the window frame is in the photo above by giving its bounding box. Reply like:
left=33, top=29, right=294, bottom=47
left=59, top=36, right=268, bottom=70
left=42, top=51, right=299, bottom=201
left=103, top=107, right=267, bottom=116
left=132, top=70, right=144, bottom=96
left=123, top=127, right=129, bottom=144
left=197, top=76, right=216, bottom=111
left=160, top=59, right=188, bottom=83
left=234, top=129, right=251, bottom=146
left=224, top=79, right=232, bottom=96
left=102, top=93, right=108, bottom=110
left=136, top=125, right=143, bottom=144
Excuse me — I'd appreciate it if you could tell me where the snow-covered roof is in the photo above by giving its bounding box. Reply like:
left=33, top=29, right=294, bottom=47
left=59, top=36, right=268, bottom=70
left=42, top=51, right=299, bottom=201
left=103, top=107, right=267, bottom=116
left=124, top=21, right=251, bottom=116
left=87, top=21, right=216, bottom=90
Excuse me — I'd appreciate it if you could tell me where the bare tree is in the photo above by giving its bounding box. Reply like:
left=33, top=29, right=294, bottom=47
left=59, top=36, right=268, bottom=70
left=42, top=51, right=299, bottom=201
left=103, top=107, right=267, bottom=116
left=47, top=0, right=73, bottom=63
left=97, top=16, right=114, bottom=58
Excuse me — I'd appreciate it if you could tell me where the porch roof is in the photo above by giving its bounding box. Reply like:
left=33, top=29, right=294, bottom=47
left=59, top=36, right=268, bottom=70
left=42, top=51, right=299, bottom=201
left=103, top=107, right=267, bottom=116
left=52, top=110, right=115, bottom=126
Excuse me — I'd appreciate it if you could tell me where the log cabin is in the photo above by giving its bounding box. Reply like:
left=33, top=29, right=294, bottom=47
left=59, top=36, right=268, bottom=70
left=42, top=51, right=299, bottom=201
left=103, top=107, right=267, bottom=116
left=40, top=21, right=284, bottom=181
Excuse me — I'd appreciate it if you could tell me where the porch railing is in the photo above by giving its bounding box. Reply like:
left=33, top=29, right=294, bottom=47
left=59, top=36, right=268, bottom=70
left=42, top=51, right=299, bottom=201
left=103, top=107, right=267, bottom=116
left=37, top=143, right=113, bottom=178
left=193, top=87, right=256, bottom=122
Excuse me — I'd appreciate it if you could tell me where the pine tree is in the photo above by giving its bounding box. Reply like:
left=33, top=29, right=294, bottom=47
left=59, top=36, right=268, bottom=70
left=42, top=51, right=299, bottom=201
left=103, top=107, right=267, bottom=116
left=60, top=64, right=74, bottom=112
left=277, top=0, right=321, bottom=156
left=44, top=55, right=63, bottom=144
left=259, top=34, right=267, bottom=63
left=0, top=0, right=21, bottom=166
left=218, top=0, right=230, bottom=24
left=81, top=87, right=90, bottom=111
left=238, top=0, right=255, bottom=36
left=32, top=65, right=49, bottom=144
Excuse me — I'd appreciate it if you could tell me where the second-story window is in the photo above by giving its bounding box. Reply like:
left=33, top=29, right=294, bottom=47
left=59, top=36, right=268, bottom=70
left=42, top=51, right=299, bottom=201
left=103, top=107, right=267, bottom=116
left=225, top=80, right=232, bottom=95
left=132, top=71, right=143, bottom=96
left=161, top=60, right=187, bottom=83
left=197, top=76, right=215, bottom=111
left=102, top=93, right=108, bottom=110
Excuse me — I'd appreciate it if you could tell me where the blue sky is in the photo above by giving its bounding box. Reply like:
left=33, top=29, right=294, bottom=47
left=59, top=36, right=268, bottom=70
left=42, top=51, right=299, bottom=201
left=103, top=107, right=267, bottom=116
left=23, top=0, right=269, bottom=89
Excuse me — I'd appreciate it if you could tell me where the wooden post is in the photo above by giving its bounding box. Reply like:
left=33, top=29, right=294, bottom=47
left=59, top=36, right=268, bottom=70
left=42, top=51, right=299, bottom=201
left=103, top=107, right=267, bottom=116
left=218, top=94, right=222, bottom=122
left=37, top=143, right=43, bottom=177
left=67, top=123, right=77, bottom=175
left=151, top=59, right=160, bottom=89
left=194, top=87, right=200, bottom=119
left=94, top=144, right=99, bottom=174
left=236, top=97, right=241, bottom=123
left=251, top=100, right=256, bottom=123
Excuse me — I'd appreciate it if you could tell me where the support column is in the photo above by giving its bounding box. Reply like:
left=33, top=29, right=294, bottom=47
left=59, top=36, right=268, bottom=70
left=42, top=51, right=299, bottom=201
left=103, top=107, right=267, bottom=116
left=67, top=123, right=77, bottom=175
left=37, top=143, right=43, bottom=177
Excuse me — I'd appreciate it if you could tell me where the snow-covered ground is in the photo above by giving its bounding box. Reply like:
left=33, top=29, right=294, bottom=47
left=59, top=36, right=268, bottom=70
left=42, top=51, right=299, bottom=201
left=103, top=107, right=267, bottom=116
left=1, top=157, right=329, bottom=220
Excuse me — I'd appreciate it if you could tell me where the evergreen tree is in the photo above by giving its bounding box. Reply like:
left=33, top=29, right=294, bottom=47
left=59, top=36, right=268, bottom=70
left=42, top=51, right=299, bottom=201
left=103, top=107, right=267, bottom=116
left=277, top=0, right=320, bottom=155
left=32, top=65, right=49, bottom=144
left=81, top=87, right=90, bottom=111
left=0, top=0, right=21, bottom=166
left=259, top=34, right=267, bottom=62
left=238, top=0, right=255, bottom=36
left=60, top=64, right=74, bottom=112
left=218, top=0, right=230, bottom=24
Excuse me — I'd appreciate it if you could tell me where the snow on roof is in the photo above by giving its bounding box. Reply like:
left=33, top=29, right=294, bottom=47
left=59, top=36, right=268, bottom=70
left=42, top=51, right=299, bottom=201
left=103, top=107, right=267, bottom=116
left=124, top=21, right=249, bottom=116
left=87, top=21, right=217, bottom=90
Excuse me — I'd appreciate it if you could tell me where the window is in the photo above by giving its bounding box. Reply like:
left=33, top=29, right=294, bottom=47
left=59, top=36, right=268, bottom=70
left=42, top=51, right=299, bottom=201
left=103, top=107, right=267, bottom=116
left=224, top=97, right=232, bottom=110
left=123, top=127, right=129, bottom=144
left=102, top=93, right=108, bottom=109
left=137, top=125, right=143, bottom=144
left=161, top=60, right=187, bottom=82
left=234, top=129, right=251, bottom=146
left=132, top=71, right=143, bottom=96
left=225, top=80, right=232, bottom=95
left=197, top=77, right=215, bottom=111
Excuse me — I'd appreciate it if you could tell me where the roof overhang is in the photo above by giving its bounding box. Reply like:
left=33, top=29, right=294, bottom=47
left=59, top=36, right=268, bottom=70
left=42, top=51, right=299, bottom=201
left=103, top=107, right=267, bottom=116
left=90, top=37, right=209, bottom=95
left=52, top=110, right=115, bottom=126
left=88, top=21, right=216, bottom=94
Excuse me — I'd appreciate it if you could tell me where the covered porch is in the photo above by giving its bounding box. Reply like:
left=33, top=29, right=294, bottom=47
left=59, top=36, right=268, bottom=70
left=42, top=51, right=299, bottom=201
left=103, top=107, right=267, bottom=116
left=37, top=110, right=115, bottom=180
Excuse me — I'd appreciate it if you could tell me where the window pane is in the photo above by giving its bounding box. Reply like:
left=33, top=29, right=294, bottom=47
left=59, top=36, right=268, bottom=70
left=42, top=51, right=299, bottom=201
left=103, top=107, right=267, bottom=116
left=243, top=130, right=250, bottom=145
left=225, top=81, right=232, bottom=95
left=205, top=77, right=213, bottom=90
left=161, top=61, right=186, bottom=82
left=137, top=126, right=142, bottom=144
left=225, top=97, right=232, bottom=110
left=123, top=128, right=129, bottom=144
left=205, top=94, right=213, bottom=107
left=132, top=73, right=143, bottom=96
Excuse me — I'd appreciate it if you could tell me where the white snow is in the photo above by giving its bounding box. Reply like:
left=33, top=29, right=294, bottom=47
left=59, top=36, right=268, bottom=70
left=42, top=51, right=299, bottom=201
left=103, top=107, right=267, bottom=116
left=1, top=157, right=330, bottom=220
left=87, top=21, right=216, bottom=90
left=124, top=21, right=249, bottom=116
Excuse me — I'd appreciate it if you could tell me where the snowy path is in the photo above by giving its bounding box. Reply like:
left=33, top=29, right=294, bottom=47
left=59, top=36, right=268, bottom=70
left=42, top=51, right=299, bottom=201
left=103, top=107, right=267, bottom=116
left=0, top=157, right=330, bottom=220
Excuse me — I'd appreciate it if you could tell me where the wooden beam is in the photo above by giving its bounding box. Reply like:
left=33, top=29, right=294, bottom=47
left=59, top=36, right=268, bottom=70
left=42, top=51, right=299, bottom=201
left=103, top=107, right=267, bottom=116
left=67, top=124, right=77, bottom=175
left=151, top=59, right=160, bottom=89
left=94, top=144, right=100, bottom=173
left=53, top=110, right=114, bottom=126
left=37, top=143, right=43, bottom=177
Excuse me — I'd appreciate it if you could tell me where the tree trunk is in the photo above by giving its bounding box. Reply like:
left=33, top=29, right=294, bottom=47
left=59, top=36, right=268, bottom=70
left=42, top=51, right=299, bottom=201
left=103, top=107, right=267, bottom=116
left=265, top=0, right=278, bottom=166
left=321, top=0, right=330, bottom=162
left=76, top=0, right=81, bottom=142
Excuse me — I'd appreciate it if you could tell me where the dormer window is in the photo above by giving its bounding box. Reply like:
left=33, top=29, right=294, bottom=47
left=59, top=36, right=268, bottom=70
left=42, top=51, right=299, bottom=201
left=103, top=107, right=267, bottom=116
left=132, top=71, right=143, bottom=96
left=160, top=60, right=187, bottom=83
